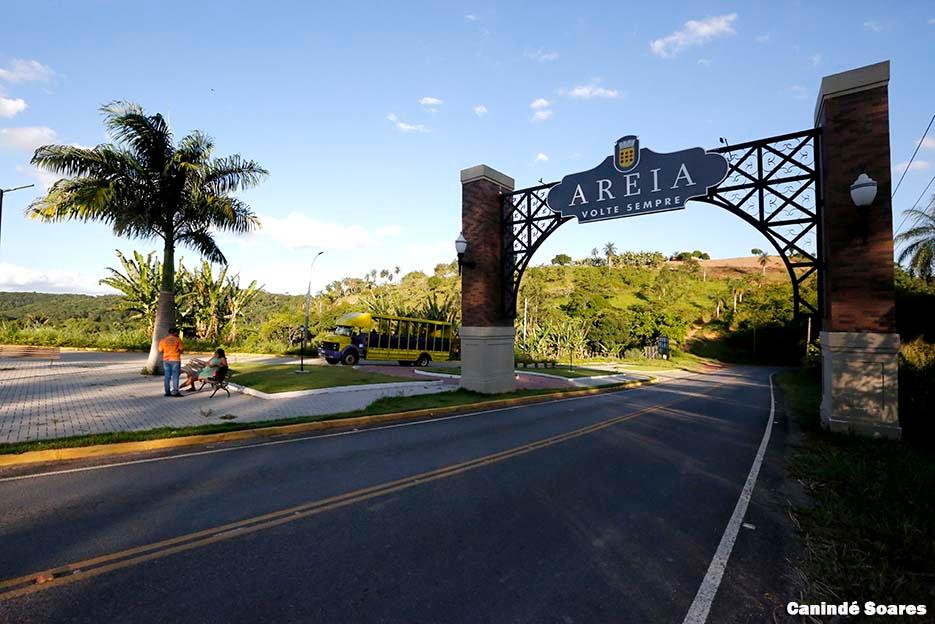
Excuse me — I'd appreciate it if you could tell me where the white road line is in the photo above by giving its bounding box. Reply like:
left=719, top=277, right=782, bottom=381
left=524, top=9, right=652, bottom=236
left=681, top=372, right=776, bottom=624
left=0, top=376, right=691, bottom=483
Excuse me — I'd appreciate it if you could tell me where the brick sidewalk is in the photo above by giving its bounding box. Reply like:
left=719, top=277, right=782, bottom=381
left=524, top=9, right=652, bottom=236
left=0, top=353, right=452, bottom=445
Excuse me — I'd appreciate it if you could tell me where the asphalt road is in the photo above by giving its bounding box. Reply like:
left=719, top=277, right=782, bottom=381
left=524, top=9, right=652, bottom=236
left=0, top=367, right=780, bottom=623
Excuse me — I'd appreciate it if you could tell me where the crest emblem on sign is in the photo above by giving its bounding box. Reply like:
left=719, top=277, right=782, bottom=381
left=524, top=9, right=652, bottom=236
left=615, top=135, right=639, bottom=172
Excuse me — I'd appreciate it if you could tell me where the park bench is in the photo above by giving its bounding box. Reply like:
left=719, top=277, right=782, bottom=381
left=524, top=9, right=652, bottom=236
left=196, top=365, right=232, bottom=398
left=514, top=356, right=557, bottom=369
left=0, top=344, right=61, bottom=365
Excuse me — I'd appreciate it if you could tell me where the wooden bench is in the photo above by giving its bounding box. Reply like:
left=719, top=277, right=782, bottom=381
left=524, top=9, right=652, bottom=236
left=196, top=365, right=232, bottom=398
left=0, top=344, right=61, bottom=365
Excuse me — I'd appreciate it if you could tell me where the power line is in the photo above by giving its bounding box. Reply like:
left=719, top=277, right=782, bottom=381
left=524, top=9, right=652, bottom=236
left=894, top=170, right=935, bottom=236
left=892, top=112, right=935, bottom=200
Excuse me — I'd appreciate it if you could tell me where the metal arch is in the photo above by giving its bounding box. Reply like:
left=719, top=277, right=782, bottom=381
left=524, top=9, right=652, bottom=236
left=499, top=127, right=823, bottom=320
left=695, top=128, right=823, bottom=318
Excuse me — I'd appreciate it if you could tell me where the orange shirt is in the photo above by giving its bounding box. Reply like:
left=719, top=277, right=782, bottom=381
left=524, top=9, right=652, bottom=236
left=158, top=335, right=184, bottom=361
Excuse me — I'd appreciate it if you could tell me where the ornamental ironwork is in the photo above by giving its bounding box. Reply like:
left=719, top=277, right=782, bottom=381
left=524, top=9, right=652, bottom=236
left=500, top=128, right=823, bottom=319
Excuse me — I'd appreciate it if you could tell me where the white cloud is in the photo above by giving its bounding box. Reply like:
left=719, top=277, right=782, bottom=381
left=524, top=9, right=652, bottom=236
left=531, top=110, right=553, bottom=123
left=396, top=121, right=429, bottom=133
left=697, top=58, right=712, bottom=67
left=0, top=126, right=57, bottom=151
left=386, top=113, right=429, bottom=133
left=787, top=85, right=808, bottom=100
left=810, top=53, right=822, bottom=67
left=375, top=224, right=402, bottom=237
left=650, top=13, right=737, bottom=58
left=534, top=153, right=549, bottom=162
left=524, top=48, right=559, bottom=62
left=419, top=96, right=443, bottom=106
left=920, top=136, right=935, bottom=150
left=755, top=33, right=770, bottom=43
left=258, top=212, right=402, bottom=251
left=565, top=84, right=620, bottom=99
left=929, top=17, right=935, bottom=24
left=464, top=14, right=477, bottom=21
left=863, top=21, right=883, bottom=32
left=0, top=97, right=27, bottom=118
left=0, top=59, right=56, bottom=83
left=896, top=160, right=932, bottom=174
left=0, top=262, right=109, bottom=295
left=530, top=98, right=551, bottom=109
left=473, top=104, right=488, bottom=116
left=15, top=164, right=60, bottom=190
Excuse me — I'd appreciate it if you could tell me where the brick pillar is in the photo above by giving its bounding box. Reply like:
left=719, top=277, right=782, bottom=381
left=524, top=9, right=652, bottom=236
left=460, top=165, right=516, bottom=394
left=816, top=61, right=900, bottom=438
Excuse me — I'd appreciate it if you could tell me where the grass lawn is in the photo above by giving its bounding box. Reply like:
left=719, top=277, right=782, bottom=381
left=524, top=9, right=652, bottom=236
left=0, top=383, right=641, bottom=456
left=603, top=351, right=712, bottom=372
left=515, top=365, right=616, bottom=378
left=231, top=363, right=402, bottom=393
left=420, top=365, right=617, bottom=379
left=777, top=369, right=935, bottom=612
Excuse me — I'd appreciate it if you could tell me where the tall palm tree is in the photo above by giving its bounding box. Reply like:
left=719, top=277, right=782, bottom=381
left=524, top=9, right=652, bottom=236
left=603, top=241, right=617, bottom=267
left=895, top=201, right=935, bottom=281
left=29, top=101, right=266, bottom=372
left=751, top=248, right=769, bottom=275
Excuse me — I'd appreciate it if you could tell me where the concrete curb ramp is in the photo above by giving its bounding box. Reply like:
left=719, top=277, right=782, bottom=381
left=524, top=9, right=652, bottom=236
left=0, top=377, right=658, bottom=467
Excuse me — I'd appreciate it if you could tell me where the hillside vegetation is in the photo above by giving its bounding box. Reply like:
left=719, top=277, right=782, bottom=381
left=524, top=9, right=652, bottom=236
left=0, top=249, right=804, bottom=362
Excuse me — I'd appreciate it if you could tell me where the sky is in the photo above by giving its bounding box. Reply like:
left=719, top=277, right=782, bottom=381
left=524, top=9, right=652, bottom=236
left=0, top=1, right=933, bottom=296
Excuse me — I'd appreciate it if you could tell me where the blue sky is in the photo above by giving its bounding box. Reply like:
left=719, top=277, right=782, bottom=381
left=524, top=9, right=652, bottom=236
left=0, top=1, right=933, bottom=295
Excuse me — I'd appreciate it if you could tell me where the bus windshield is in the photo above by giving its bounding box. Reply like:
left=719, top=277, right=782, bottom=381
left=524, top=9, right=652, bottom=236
left=333, top=326, right=354, bottom=337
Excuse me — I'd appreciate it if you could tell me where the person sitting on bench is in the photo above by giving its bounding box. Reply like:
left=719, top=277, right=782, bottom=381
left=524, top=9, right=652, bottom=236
left=182, top=348, right=228, bottom=392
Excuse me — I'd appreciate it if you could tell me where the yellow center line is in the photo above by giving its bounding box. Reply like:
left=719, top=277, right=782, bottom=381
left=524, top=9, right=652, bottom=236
left=0, top=386, right=716, bottom=601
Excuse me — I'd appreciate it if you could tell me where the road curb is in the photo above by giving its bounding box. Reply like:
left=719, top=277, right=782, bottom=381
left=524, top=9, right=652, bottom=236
left=0, top=377, right=659, bottom=467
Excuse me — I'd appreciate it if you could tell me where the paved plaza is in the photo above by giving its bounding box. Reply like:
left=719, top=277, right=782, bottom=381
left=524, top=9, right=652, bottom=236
left=0, top=352, right=457, bottom=445
left=0, top=352, right=620, bottom=445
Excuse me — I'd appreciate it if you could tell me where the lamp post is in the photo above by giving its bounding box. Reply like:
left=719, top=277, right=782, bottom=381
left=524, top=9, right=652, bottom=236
left=455, top=232, right=476, bottom=274
left=298, top=251, right=324, bottom=373
left=850, top=172, right=878, bottom=243
left=0, top=184, right=35, bottom=253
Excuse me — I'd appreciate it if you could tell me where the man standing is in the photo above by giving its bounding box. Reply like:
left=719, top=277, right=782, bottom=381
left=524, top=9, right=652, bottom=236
left=158, top=327, right=184, bottom=397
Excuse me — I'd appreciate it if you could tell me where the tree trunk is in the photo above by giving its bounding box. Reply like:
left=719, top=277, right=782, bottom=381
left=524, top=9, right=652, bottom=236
left=145, top=239, right=176, bottom=374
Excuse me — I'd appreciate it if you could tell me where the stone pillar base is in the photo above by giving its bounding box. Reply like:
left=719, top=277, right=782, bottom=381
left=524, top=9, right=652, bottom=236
left=460, top=326, right=515, bottom=394
left=820, top=331, right=901, bottom=439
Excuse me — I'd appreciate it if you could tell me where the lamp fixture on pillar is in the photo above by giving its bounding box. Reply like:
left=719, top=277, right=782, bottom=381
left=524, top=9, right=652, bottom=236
left=455, top=232, right=476, bottom=275
left=850, top=171, right=878, bottom=243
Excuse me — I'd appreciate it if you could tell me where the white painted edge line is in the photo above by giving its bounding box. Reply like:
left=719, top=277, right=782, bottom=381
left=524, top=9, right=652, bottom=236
left=0, top=372, right=680, bottom=483
left=229, top=379, right=445, bottom=400
left=681, top=372, right=776, bottom=624
left=413, top=369, right=461, bottom=380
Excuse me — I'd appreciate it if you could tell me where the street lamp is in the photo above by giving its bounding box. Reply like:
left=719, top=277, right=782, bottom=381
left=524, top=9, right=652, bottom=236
left=850, top=172, right=878, bottom=244
left=0, top=184, right=36, bottom=252
left=298, top=251, right=324, bottom=373
left=455, top=232, right=476, bottom=275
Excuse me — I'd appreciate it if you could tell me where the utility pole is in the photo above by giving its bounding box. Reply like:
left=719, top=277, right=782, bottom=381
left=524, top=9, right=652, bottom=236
left=298, top=251, right=324, bottom=373
left=0, top=184, right=35, bottom=253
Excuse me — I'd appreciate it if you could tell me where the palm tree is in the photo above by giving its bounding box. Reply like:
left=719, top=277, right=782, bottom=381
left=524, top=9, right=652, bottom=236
left=751, top=248, right=769, bottom=275
left=895, top=201, right=935, bottom=281
left=29, top=101, right=266, bottom=372
left=603, top=242, right=617, bottom=267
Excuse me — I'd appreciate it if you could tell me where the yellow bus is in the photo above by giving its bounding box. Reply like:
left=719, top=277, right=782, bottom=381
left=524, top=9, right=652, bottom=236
left=319, top=312, right=455, bottom=367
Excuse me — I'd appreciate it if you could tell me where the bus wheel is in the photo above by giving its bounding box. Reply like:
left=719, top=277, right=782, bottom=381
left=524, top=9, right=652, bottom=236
left=341, top=351, right=360, bottom=366
left=325, top=357, right=340, bottom=365
left=415, top=353, right=431, bottom=367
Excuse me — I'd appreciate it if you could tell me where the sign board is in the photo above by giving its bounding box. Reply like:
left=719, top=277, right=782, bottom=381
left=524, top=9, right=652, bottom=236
left=546, top=136, right=729, bottom=223
left=657, top=335, right=670, bottom=356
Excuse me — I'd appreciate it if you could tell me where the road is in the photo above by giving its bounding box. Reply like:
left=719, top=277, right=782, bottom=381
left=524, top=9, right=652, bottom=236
left=0, top=367, right=785, bottom=623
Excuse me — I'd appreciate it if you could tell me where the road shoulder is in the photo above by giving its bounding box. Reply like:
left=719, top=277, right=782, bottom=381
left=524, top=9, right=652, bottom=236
left=705, top=374, right=810, bottom=623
